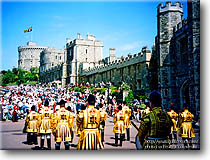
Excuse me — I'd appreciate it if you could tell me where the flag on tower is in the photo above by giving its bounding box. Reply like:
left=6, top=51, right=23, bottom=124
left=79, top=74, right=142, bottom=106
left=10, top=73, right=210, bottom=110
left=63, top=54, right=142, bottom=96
left=24, top=27, right=32, bottom=33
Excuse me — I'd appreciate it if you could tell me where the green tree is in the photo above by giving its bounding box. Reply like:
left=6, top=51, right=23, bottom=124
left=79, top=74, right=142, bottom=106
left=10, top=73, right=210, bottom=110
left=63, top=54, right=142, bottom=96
left=125, top=90, right=134, bottom=106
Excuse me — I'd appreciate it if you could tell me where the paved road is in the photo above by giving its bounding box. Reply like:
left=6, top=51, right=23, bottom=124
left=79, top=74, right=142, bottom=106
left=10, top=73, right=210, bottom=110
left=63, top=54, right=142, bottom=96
left=0, top=116, right=139, bottom=150
left=0, top=117, right=200, bottom=150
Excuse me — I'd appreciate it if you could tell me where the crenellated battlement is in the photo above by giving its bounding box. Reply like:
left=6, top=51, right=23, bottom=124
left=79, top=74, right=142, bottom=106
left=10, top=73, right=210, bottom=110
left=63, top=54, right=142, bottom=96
left=41, top=63, right=63, bottom=74
left=80, top=47, right=151, bottom=76
left=157, top=1, right=183, bottom=14
left=173, top=18, right=188, bottom=33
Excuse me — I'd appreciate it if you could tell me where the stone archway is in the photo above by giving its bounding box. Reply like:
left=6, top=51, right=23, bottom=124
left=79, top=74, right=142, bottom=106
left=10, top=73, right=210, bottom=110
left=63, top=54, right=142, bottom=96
left=180, top=79, right=191, bottom=111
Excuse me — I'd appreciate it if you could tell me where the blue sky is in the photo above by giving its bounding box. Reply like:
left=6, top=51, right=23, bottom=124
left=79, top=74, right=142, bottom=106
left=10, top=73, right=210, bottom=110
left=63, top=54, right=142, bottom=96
left=1, top=0, right=187, bottom=70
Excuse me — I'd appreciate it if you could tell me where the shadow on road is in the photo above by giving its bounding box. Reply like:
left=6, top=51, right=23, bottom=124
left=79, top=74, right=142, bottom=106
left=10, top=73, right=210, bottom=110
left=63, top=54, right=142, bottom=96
left=70, top=144, right=77, bottom=148
left=31, top=146, right=50, bottom=150
left=104, top=142, right=118, bottom=147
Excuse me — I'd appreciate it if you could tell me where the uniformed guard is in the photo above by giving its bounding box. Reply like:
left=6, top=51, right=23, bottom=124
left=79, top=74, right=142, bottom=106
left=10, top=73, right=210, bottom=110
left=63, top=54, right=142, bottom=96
left=136, top=90, right=173, bottom=150
left=25, top=105, right=39, bottom=145
left=122, top=101, right=131, bottom=141
left=67, top=106, right=75, bottom=143
left=167, top=107, right=178, bottom=141
left=178, top=104, right=195, bottom=149
left=76, top=94, right=104, bottom=150
left=53, top=99, right=73, bottom=150
left=75, top=103, right=86, bottom=135
left=113, top=105, right=125, bottom=146
left=38, top=100, right=53, bottom=149
left=98, top=103, right=107, bottom=143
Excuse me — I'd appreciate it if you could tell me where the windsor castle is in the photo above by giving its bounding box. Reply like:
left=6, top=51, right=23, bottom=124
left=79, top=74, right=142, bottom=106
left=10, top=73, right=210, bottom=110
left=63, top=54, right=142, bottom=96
left=18, top=0, right=200, bottom=113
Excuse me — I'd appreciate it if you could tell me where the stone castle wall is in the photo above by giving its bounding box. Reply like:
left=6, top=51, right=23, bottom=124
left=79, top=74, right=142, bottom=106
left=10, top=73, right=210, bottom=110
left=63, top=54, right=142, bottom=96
left=156, top=0, right=200, bottom=112
left=79, top=47, right=151, bottom=95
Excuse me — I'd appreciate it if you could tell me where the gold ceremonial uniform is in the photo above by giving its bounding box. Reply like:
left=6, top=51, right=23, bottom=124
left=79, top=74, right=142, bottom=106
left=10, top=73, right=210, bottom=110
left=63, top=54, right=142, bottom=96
left=167, top=110, right=178, bottom=132
left=113, top=110, right=126, bottom=134
left=179, top=109, right=195, bottom=138
left=76, top=105, right=103, bottom=150
left=122, top=105, right=131, bottom=129
left=99, top=108, right=107, bottom=130
left=26, top=111, right=40, bottom=133
left=39, top=107, right=53, bottom=134
left=53, top=107, right=73, bottom=143
left=76, top=110, right=84, bottom=135
left=69, top=111, right=75, bottom=138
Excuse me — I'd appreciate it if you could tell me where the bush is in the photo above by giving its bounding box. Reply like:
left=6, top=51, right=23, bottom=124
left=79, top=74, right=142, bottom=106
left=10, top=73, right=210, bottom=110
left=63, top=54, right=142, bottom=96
left=125, top=90, right=134, bottom=106
left=74, top=86, right=81, bottom=92
left=121, top=83, right=130, bottom=91
left=80, top=86, right=87, bottom=93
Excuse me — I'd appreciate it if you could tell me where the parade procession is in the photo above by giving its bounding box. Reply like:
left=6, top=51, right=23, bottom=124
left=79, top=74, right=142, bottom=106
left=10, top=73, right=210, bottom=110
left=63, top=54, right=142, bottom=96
left=0, top=0, right=200, bottom=151
left=0, top=84, right=200, bottom=150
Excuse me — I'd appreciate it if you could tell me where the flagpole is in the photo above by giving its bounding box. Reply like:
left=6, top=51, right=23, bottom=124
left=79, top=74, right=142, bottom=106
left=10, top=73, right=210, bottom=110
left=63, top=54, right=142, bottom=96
left=30, top=30, right=32, bottom=42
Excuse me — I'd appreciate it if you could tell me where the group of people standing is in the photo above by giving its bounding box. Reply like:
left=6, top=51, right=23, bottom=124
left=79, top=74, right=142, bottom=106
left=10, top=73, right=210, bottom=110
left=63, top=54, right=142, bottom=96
left=1, top=85, right=199, bottom=150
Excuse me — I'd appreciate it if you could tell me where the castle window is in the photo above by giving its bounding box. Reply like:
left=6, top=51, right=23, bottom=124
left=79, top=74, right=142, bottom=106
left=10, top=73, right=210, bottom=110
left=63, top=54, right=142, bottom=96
left=180, top=37, right=188, bottom=65
left=86, top=58, right=88, bottom=62
left=86, top=49, right=88, bottom=54
left=138, top=79, right=141, bottom=89
left=56, top=56, right=57, bottom=59
left=52, top=63, right=54, bottom=67
left=60, top=56, right=62, bottom=60
left=164, top=89, right=168, bottom=97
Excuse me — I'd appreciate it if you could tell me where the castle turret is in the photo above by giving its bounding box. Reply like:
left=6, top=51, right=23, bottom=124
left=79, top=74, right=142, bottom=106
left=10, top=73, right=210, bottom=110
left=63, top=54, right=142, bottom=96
left=18, top=41, right=48, bottom=71
left=109, top=48, right=116, bottom=62
left=157, top=1, right=183, bottom=109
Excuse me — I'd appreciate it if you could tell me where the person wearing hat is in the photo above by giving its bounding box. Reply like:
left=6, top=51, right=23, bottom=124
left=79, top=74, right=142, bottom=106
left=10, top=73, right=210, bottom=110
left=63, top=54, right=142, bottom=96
left=25, top=105, right=39, bottom=145
left=38, top=99, right=53, bottom=149
left=98, top=103, right=107, bottom=143
left=76, top=94, right=104, bottom=150
left=167, top=104, right=178, bottom=142
left=52, top=99, right=73, bottom=150
left=122, top=101, right=132, bottom=141
left=67, top=106, right=75, bottom=143
left=178, top=104, right=195, bottom=149
left=75, top=103, right=86, bottom=135
left=136, top=90, right=173, bottom=150
left=113, top=104, right=126, bottom=146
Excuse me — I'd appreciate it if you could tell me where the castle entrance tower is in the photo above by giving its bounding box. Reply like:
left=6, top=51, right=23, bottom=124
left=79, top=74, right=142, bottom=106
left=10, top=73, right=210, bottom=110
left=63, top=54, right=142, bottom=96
left=157, top=1, right=183, bottom=109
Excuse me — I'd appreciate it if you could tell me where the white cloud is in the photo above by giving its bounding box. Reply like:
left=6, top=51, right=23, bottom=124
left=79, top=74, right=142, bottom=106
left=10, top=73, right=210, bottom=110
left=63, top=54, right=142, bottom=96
left=118, top=41, right=143, bottom=52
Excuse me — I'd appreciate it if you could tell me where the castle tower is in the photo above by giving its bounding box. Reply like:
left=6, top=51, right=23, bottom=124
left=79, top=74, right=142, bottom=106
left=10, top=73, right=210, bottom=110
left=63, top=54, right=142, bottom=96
left=18, top=41, right=48, bottom=71
left=61, top=38, right=69, bottom=87
left=66, top=33, right=103, bottom=84
left=157, top=1, right=183, bottom=109
left=187, top=0, right=200, bottom=112
left=109, top=48, right=116, bottom=62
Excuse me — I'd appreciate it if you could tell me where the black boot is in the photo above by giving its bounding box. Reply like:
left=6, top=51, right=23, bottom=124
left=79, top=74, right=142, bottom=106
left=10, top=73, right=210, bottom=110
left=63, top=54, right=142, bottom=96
left=101, top=130, right=104, bottom=142
left=126, top=128, right=130, bottom=141
left=120, top=134, right=124, bottom=146
left=65, top=142, right=70, bottom=150
left=27, top=133, right=32, bottom=145
left=47, top=138, right=51, bottom=150
left=115, top=133, right=118, bottom=146
left=33, top=133, right=38, bottom=145
left=40, top=137, right=45, bottom=149
left=55, top=143, right=60, bottom=150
